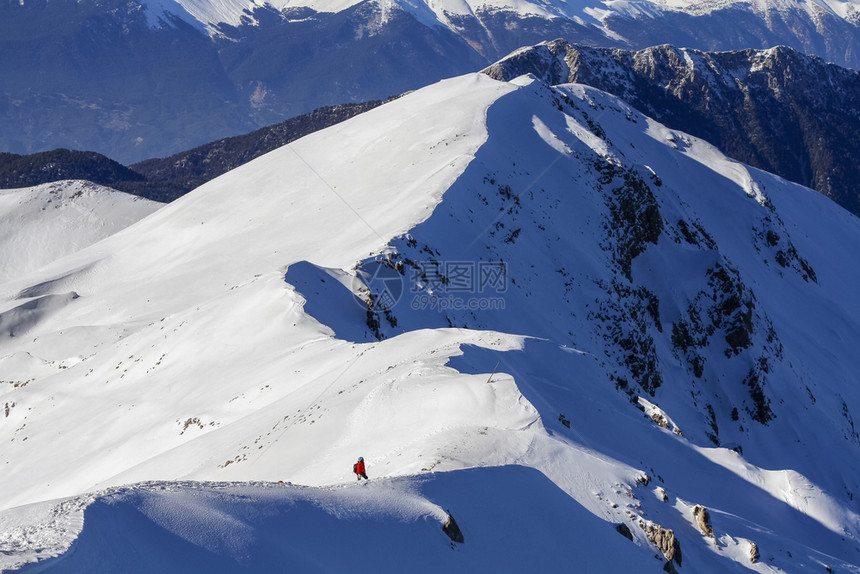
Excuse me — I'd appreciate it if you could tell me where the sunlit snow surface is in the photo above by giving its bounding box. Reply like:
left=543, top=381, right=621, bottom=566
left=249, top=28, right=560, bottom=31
left=0, top=181, right=160, bottom=283
left=1, top=73, right=860, bottom=572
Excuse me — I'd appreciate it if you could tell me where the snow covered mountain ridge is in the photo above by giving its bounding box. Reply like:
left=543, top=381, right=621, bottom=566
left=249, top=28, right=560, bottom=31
left=157, top=0, right=860, bottom=31
left=2, top=72, right=860, bottom=572
left=483, top=40, right=860, bottom=215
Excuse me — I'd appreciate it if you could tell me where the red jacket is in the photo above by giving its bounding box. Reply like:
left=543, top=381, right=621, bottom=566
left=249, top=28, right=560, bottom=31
left=355, top=460, right=366, bottom=474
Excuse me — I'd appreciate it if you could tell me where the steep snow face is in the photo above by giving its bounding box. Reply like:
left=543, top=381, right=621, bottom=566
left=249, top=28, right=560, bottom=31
left=2, top=72, right=860, bottom=572
left=0, top=181, right=161, bottom=282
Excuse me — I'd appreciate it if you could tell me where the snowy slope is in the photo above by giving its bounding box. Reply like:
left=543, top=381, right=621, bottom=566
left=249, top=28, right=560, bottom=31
left=1, top=73, right=860, bottom=572
left=0, top=469, right=664, bottom=573
left=0, top=181, right=161, bottom=283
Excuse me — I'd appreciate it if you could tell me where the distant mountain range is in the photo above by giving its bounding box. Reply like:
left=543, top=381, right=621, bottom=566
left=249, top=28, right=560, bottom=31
left=4, top=0, right=860, bottom=163
left=5, top=42, right=860, bottom=218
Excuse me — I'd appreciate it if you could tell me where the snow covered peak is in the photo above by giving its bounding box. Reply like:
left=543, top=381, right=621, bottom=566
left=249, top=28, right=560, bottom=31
left=143, top=0, right=258, bottom=29
left=2, top=73, right=860, bottom=571
left=0, top=181, right=160, bottom=283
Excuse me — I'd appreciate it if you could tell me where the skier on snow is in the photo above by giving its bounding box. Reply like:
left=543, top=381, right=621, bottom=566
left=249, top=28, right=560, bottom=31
left=353, top=457, right=368, bottom=480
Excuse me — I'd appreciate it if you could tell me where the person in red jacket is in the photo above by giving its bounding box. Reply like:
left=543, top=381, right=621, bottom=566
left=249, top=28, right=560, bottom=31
left=354, top=457, right=368, bottom=480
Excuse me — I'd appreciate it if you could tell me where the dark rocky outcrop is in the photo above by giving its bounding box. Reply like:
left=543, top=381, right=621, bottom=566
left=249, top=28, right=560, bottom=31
left=442, top=512, right=465, bottom=543
left=615, top=522, right=634, bottom=541
left=641, top=521, right=682, bottom=566
left=693, top=505, right=715, bottom=540
left=750, top=541, right=760, bottom=563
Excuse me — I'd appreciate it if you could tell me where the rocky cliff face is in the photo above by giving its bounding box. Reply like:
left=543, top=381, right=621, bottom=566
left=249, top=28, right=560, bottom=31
left=484, top=40, right=860, bottom=216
